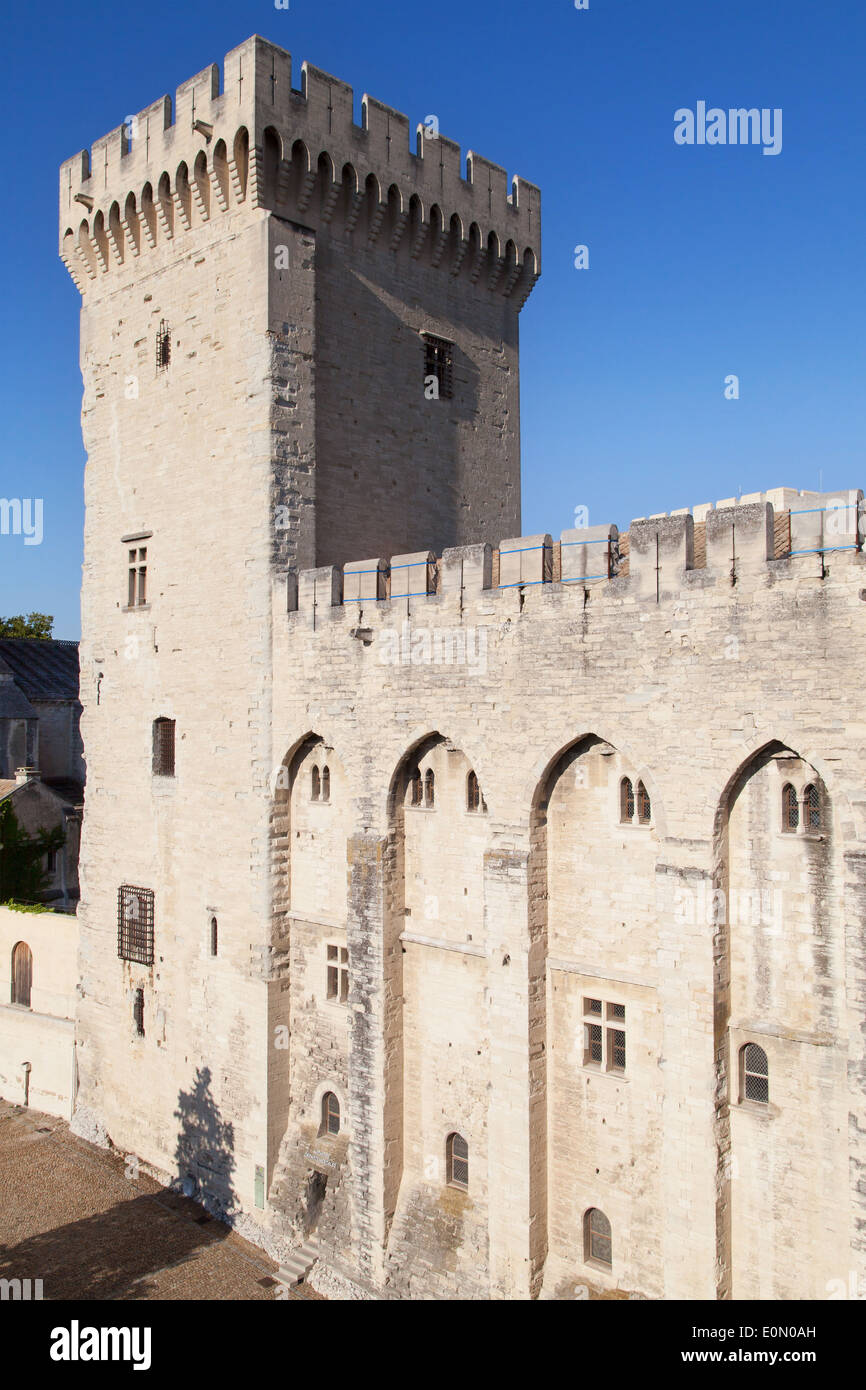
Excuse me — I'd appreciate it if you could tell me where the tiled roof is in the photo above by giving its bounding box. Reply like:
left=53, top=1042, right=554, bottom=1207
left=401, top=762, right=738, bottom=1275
left=0, top=640, right=80, bottom=701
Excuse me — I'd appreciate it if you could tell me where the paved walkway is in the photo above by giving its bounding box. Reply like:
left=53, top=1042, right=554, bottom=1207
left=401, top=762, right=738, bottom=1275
left=0, top=1100, right=321, bottom=1300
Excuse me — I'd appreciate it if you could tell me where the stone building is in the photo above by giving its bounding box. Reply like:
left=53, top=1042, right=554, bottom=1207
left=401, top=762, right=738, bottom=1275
left=0, top=640, right=83, bottom=906
left=56, top=36, right=865, bottom=1300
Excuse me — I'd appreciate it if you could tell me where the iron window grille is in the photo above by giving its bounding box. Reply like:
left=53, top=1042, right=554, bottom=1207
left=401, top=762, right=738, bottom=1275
left=804, top=783, right=821, bottom=830
left=447, top=1132, right=469, bottom=1190
left=637, top=781, right=652, bottom=824
left=782, top=783, right=799, bottom=832
left=467, top=770, right=480, bottom=812
left=118, top=885, right=155, bottom=965
left=152, top=718, right=176, bottom=777
left=741, top=1042, right=769, bottom=1104
left=133, top=987, right=145, bottom=1037
left=620, top=777, right=634, bottom=823
left=423, top=333, right=454, bottom=399
left=156, top=319, right=171, bottom=371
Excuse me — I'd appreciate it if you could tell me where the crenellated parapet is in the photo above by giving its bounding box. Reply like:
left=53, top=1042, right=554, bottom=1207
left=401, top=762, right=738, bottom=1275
left=277, top=486, right=865, bottom=621
left=58, top=34, right=541, bottom=305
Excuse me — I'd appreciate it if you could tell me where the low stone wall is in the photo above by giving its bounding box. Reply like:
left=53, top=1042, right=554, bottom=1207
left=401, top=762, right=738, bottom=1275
left=0, top=905, right=78, bottom=1118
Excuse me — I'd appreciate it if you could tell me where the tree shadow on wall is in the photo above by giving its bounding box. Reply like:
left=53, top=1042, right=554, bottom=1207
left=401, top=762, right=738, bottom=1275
left=172, top=1065, right=237, bottom=1222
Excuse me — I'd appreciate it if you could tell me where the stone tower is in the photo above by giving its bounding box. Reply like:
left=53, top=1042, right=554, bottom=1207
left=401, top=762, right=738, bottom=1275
left=58, top=36, right=540, bottom=1240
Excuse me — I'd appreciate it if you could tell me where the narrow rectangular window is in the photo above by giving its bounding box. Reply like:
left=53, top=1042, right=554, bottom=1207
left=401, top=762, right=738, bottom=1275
left=152, top=718, right=176, bottom=777
left=608, top=1028, right=626, bottom=1071
left=156, top=320, right=171, bottom=371
left=127, top=546, right=147, bottom=606
left=585, top=1022, right=603, bottom=1065
left=133, top=988, right=145, bottom=1037
left=422, top=333, right=454, bottom=400
left=326, top=943, right=349, bottom=1004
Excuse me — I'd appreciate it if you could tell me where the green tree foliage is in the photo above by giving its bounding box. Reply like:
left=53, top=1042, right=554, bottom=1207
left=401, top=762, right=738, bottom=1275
left=0, top=801, right=65, bottom=904
left=0, top=613, right=54, bottom=639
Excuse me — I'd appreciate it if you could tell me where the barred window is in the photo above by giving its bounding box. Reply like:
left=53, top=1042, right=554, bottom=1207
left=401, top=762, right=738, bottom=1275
left=127, top=546, right=147, bottom=607
left=637, top=780, right=651, bottom=824
left=326, top=943, right=349, bottom=1004
left=803, top=783, right=821, bottom=831
left=620, top=777, right=634, bottom=823
left=133, top=987, right=145, bottom=1037
left=584, top=1208, right=612, bottom=1268
left=118, top=885, right=155, bottom=965
left=467, top=770, right=480, bottom=812
left=425, top=769, right=435, bottom=808
left=321, top=1092, right=341, bottom=1136
left=740, top=1042, right=769, bottom=1105
left=321, top=766, right=330, bottom=803
left=156, top=319, right=171, bottom=371
left=782, top=783, right=799, bottom=832
left=410, top=769, right=423, bottom=806
left=311, top=766, right=320, bottom=801
left=422, top=333, right=453, bottom=400
left=447, top=1132, right=468, bottom=1190
left=152, top=718, right=175, bottom=777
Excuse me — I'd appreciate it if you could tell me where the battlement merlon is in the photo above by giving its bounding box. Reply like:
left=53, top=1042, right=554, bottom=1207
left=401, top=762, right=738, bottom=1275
left=275, top=486, right=866, bottom=618
left=58, top=34, right=541, bottom=302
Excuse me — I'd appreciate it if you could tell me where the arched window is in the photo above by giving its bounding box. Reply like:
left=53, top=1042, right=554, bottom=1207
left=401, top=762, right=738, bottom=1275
left=637, top=781, right=651, bottom=824
left=321, top=766, right=330, bottom=803
left=740, top=1043, right=769, bottom=1104
left=410, top=769, right=422, bottom=806
left=782, top=783, right=799, bottom=832
left=467, top=770, right=480, bottom=812
left=446, top=1132, right=468, bottom=1190
left=620, top=777, right=634, bottom=823
left=11, top=942, right=32, bottom=1008
left=233, top=127, right=249, bottom=201
left=321, top=1092, right=340, bottom=1136
left=193, top=150, right=210, bottom=220
left=311, top=766, right=320, bottom=801
left=425, top=769, right=435, bottom=808
left=584, top=1208, right=612, bottom=1268
left=213, top=139, right=231, bottom=207
left=210, top=916, right=218, bottom=957
left=803, top=783, right=821, bottom=831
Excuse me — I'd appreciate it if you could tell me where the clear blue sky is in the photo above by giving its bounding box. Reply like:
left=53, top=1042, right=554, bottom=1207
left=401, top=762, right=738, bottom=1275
left=1, top=0, right=863, bottom=639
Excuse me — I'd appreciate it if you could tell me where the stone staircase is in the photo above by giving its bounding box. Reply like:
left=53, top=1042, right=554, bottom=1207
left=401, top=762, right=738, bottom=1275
left=274, top=1236, right=319, bottom=1289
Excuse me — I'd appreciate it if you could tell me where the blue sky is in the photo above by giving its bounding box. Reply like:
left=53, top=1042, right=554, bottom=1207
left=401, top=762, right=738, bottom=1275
left=1, top=0, right=863, bottom=638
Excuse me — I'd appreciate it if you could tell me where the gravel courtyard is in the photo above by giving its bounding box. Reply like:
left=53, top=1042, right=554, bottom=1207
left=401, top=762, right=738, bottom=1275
left=0, top=1100, right=319, bottom=1301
